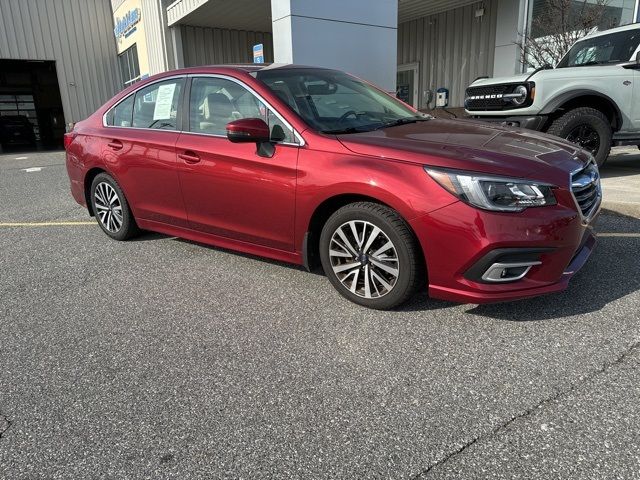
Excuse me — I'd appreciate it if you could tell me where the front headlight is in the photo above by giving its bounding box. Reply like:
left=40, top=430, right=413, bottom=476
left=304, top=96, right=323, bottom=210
left=511, top=85, right=528, bottom=105
left=425, top=167, right=557, bottom=212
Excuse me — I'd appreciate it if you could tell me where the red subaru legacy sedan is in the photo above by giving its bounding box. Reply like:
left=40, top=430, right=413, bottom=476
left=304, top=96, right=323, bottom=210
left=64, top=65, right=600, bottom=309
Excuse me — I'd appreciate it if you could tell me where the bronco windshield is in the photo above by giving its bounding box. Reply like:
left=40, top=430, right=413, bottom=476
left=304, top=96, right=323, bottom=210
left=254, top=68, right=425, bottom=134
left=557, top=29, right=640, bottom=68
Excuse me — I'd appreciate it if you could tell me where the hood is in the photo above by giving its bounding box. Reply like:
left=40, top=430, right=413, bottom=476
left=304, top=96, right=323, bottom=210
left=470, top=65, right=626, bottom=88
left=469, top=73, right=531, bottom=87
left=337, top=119, right=589, bottom=185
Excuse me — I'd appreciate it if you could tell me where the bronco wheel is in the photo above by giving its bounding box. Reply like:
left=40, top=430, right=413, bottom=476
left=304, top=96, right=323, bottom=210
left=546, top=107, right=612, bottom=167
left=319, top=202, right=423, bottom=310
left=90, top=173, right=140, bottom=240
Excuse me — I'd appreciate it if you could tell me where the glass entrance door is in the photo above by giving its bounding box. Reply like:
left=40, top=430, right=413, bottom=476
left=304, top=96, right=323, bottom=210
left=396, top=64, right=419, bottom=108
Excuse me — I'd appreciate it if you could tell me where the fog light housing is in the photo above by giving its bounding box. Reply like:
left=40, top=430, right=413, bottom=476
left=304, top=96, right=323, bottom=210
left=481, top=261, right=541, bottom=283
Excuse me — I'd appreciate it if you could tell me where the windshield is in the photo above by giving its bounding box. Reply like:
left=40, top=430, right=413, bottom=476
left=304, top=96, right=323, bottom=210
left=557, top=29, right=640, bottom=68
left=254, top=68, right=423, bottom=134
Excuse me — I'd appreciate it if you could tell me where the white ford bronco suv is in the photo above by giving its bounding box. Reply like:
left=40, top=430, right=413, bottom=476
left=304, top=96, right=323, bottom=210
left=465, top=23, right=640, bottom=166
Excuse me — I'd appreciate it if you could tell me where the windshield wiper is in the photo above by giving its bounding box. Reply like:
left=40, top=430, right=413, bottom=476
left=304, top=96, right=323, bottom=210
left=322, top=116, right=430, bottom=135
left=322, top=126, right=375, bottom=134
left=374, top=116, right=431, bottom=131
left=562, top=60, right=618, bottom=68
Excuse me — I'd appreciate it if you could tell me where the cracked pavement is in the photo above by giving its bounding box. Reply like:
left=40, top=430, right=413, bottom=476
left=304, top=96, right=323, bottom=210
left=1, top=151, right=639, bottom=478
left=0, top=414, right=9, bottom=439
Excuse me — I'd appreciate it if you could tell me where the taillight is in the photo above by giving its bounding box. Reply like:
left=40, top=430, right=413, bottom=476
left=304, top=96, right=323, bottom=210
left=63, top=132, right=77, bottom=150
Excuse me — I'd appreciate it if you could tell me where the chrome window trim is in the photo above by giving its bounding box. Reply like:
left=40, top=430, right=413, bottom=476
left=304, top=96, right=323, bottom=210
left=186, top=73, right=306, bottom=147
left=102, top=73, right=306, bottom=147
left=102, top=74, right=187, bottom=131
left=178, top=129, right=301, bottom=147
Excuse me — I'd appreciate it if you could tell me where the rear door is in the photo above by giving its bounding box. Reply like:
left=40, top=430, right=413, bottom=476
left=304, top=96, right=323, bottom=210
left=103, top=77, right=188, bottom=227
left=175, top=75, right=299, bottom=251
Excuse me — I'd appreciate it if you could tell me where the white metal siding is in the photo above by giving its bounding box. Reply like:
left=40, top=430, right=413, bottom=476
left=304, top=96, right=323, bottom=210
left=166, top=0, right=208, bottom=26
left=398, top=0, right=481, bottom=23
left=181, top=25, right=273, bottom=66
left=143, top=0, right=175, bottom=74
left=0, top=0, right=122, bottom=124
left=397, top=0, right=497, bottom=108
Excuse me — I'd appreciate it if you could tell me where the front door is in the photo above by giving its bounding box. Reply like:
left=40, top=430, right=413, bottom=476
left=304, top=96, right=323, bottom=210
left=175, top=76, right=299, bottom=251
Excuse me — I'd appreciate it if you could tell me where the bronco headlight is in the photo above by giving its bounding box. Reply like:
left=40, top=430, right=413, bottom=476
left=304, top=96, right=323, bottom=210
left=510, top=85, right=528, bottom=105
left=425, top=167, right=557, bottom=212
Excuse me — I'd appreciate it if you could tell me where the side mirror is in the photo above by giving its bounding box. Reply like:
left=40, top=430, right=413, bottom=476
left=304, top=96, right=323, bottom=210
left=226, top=118, right=270, bottom=144
left=622, top=53, right=640, bottom=69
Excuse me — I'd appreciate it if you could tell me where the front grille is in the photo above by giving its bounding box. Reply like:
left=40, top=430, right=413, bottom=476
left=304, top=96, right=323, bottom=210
left=465, top=84, right=513, bottom=111
left=571, top=161, right=601, bottom=218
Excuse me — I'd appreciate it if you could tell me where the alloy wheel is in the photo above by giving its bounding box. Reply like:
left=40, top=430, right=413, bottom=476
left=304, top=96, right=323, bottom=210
left=328, top=220, right=399, bottom=299
left=94, top=182, right=123, bottom=233
left=565, top=124, right=600, bottom=155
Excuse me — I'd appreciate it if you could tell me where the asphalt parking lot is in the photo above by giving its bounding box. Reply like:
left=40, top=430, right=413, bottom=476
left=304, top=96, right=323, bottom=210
left=1, top=150, right=639, bottom=479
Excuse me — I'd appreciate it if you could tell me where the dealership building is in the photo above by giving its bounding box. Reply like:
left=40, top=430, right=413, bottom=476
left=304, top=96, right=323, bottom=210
left=0, top=0, right=638, bottom=149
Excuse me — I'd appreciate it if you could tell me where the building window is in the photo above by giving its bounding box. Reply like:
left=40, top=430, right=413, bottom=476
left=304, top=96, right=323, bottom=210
left=529, top=0, right=637, bottom=39
left=118, top=45, right=141, bottom=87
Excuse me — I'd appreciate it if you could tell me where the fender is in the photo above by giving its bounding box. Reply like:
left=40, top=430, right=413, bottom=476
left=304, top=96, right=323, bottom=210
left=539, top=89, right=623, bottom=127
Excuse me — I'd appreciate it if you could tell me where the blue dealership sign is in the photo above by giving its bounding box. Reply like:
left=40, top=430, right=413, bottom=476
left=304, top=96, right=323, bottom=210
left=114, top=8, right=141, bottom=40
left=253, top=44, right=264, bottom=64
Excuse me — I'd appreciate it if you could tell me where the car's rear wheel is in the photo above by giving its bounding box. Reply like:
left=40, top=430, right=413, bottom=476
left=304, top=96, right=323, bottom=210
left=319, top=202, right=423, bottom=310
left=546, top=107, right=612, bottom=167
left=90, top=173, right=140, bottom=240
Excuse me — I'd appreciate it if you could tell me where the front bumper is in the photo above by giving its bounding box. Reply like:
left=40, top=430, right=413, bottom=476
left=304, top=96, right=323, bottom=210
left=469, top=114, right=548, bottom=131
left=410, top=200, right=599, bottom=304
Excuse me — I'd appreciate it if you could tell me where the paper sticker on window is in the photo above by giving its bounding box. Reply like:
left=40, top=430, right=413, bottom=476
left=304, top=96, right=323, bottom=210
left=153, top=83, right=176, bottom=120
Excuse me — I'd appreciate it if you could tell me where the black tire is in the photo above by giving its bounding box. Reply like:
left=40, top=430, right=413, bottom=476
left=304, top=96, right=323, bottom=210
left=546, top=107, right=612, bottom=167
left=90, top=173, right=140, bottom=241
left=319, top=202, right=424, bottom=310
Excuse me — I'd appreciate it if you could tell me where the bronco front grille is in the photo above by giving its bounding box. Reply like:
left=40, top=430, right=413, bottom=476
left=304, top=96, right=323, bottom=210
left=571, top=160, right=601, bottom=219
left=465, top=82, right=534, bottom=111
left=465, top=84, right=512, bottom=110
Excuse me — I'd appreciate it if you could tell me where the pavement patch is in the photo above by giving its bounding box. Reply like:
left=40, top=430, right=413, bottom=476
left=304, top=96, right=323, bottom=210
left=0, top=221, right=96, bottom=227
left=598, top=232, right=640, bottom=237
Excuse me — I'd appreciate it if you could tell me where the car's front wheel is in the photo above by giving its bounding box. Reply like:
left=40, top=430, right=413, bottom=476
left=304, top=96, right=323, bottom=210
left=319, top=202, right=424, bottom=310
left=90, top=173, right=140, bottom=240
left=546, top=107, right=612, bottom=167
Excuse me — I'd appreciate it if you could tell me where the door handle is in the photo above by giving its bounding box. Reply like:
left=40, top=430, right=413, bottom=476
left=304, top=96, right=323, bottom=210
left=107, top=139, right=123, bottom=150
left=178, top=150, right=201, bottom=164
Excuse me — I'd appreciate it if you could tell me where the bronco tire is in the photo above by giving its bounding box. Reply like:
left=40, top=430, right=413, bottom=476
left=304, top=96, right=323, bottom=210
left=546, top=107, right=612, bottom=167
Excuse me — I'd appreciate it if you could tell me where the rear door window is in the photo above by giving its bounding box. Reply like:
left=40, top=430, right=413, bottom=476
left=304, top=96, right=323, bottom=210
left=131, top=78, right=184, bottom=130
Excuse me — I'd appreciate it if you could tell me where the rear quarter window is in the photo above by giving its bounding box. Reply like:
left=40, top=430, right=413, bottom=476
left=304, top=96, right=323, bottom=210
left=107, top=95, right=134, bottom=127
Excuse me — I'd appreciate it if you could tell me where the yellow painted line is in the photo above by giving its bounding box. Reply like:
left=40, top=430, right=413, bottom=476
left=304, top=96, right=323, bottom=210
left=598, top=232, right=640, bottom=238
left=0, top=221, right=96, bottom=227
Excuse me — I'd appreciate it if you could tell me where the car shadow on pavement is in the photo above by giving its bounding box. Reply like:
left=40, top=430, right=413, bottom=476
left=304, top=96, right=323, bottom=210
left=132, top=213, right=639, bottom=320
left=465, top=212, right=640, bottom=321
left=129, top=231, right=169, bottom=242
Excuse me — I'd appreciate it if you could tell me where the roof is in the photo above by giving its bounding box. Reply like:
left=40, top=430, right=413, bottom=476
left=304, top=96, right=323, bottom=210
left=175, top=63, right=336, bottom=72
left=582, top=22, right=640, bottom=40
